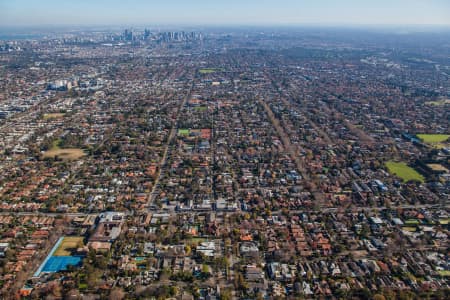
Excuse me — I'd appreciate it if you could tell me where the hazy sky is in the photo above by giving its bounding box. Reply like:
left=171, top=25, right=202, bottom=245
left=1, top=0, right=449, bottom=27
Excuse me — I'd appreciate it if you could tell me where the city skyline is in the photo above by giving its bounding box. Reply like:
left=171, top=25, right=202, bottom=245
left=1, top=0, right=450, bottom=27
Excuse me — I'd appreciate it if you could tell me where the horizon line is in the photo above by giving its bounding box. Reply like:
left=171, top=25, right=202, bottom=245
left=1, top=22, right=450, bottom=30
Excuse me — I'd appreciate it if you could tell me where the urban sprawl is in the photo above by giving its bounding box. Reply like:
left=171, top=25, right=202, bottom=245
left=0, top=28, right=449, bottom=299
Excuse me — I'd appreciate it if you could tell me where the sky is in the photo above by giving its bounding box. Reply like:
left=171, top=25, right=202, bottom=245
left=0, top=0, right=449, bottom=27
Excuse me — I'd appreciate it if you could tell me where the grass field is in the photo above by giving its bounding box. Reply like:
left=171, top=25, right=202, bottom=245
left=385, top=161, right=425, bottom=183
left=194, top=106, right=208, bottom=111
left=439, top=218, right=449, bottom=225
left=43, top=113, right=65, bottom=120
left=78, top=283, right=88, bottom=290
left=416, top=134, right=450, bottom=144
left=178, top=129, right=190, bottom=136
left=54, top=236, right=84, bottom=256
left=427, top=164, right=449, bottom=172
left=404, top=219, right=420, bottom=225
left=199, top=68, right=223, bottom=74
left=402, top=227, right=417, bottom=232
left=425, top=99, right=450, bottom=106
left=43, top=148, right=86, bottom=160
left=43, top=139, right=85, bottom=160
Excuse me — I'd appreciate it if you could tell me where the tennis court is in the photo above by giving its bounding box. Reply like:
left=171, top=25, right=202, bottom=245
left=41, top=256, right=82, bottom=272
